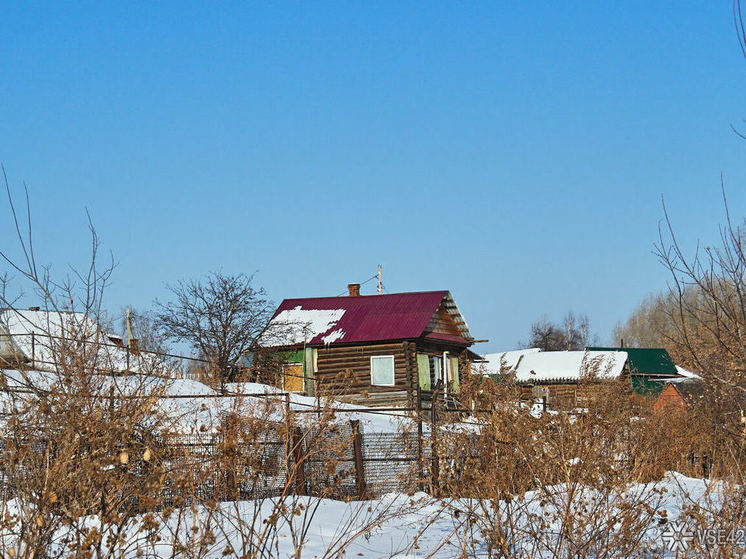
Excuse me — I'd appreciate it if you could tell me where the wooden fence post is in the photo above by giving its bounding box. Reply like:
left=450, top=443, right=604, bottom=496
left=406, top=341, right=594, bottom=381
left=292, top=427, right=307, bottom=495
left=350, top=420, right=367, bottom=500
left=431, top=388, right=440, bottom=497
left=285, top=393, right=293, bottom=488
left=416, top=385, right=424, bottom=491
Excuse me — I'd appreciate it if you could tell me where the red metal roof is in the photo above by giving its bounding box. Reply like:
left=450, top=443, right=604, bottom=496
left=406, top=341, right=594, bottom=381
left=266, top=290, right=472, bottom=347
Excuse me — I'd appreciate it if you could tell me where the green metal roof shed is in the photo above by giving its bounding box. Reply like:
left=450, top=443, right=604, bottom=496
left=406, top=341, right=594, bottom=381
left=587, top=347, right=678, bottom=376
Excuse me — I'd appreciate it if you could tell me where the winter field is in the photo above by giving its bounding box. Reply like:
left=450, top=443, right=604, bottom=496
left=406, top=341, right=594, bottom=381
left=0, top=471, right=733, bottom=558
left=0, top=370, right=741, bottom=557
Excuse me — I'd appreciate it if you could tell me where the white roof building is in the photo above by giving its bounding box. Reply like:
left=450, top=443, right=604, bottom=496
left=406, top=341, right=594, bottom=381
left=0, top=308, right=168, bottom=375
left=478, top=348, right=541, bottom=375
left=480, top=349, right=628, bottom=383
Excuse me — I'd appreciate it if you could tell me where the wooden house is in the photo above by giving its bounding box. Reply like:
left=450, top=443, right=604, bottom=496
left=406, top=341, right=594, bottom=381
left=480, top=349, right=629, bottom=410
left=0, top=308, right=164, bottom=375
left=480, top=346, right=689, bottom=411
left=259, top=285, right=476, bottom=408
left=588, top=347, right=681, bottom=383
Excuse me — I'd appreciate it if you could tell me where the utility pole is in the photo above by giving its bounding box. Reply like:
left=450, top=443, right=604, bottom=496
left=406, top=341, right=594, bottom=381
left=377, top=264, right=383, bottom=295
left=125, top=307, right=133, bottom=347
left=125, top=306, right=132, bottom=371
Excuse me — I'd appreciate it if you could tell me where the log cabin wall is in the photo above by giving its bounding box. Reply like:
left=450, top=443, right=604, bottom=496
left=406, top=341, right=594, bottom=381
left=313, top=340, right=470, bottom=408
left=519, top=382, right=614, bottom=411
left=549, top=384, right=582, bottom=410
left=314, top=341, right=412, bottom=405
left=425, top=304, right=462, bottom=336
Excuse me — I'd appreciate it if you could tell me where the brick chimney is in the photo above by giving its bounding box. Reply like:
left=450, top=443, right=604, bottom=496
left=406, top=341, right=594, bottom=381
left=347, top=283, right=361, bottom=297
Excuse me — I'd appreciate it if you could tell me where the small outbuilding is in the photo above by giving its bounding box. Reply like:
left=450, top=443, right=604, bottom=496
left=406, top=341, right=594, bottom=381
left=653, top=381, right=705, bottom=413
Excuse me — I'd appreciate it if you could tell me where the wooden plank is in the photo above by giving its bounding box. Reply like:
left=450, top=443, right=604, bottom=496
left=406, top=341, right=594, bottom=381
left=424, top=304, right=464, bottom=337
left=351, top=420, right=367, bottom=499
left=292, top=427, right=306, bottom=495
left=283, top=363, right=304, bottom=392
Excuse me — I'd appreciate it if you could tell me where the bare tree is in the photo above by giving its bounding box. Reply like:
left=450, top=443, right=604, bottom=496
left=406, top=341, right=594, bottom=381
left=652, top=188, right=746, bottom=490
left=528, top=312, right=594, bottom=351
left=612, top=293, right=673, bottom=348
left=528, top=315, right=563, bottom=350
left=655, top=189, right=746, bottom=391
left=154, top=271, right=274, bottom=384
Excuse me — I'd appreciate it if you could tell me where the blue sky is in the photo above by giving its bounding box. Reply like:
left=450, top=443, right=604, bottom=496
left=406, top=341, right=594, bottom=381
left=2, top=2, right=746, bottom=352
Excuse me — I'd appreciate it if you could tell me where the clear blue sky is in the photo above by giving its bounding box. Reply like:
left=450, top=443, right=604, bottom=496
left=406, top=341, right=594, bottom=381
left=2, top=2, right=746, bottom=352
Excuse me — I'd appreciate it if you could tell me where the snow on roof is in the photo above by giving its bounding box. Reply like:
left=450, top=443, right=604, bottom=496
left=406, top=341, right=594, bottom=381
left=514, top=350, right=628, bottom=382
left=223, top=381, right=411, bottom=434
left=260, top=306, right=346, bottom=347
left=480, top=349, right=628, bottom=383
left=0, top=309, right=92, bottom=364
left=478, top=348, right=541, bottom=375
left=0, top=309, right=174, bottom=375
left=0, top=368, right=412, bottom=439
left=675, top=365, right=702, bottom=380
left=0, top=368, right=60, bottom=392
left=261, top=291, right=472, bottom=348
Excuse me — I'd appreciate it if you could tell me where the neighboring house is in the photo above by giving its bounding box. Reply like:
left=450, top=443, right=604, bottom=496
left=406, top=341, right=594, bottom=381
left=0, top=308, right=164, bottom=375
left=587, top=347, right=683, bottom=397
left=480, top=349, right=628, bottom=410
left=0, top=308, right=95, bottom=368
left=653, top=381, right=706, bottom=413
left=260, top=285, right=476, bottom=407
left=480, top=346, right=692, bottom=411
left=478, top=348, right=541, bottom=378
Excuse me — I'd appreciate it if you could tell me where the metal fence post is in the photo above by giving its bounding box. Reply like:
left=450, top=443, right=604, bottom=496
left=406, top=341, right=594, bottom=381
left=350, top=420, right=367, bottom=500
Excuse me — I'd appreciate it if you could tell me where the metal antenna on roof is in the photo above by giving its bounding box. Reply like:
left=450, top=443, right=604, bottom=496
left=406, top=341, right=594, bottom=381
left=377, top=265, right=382, bottom=295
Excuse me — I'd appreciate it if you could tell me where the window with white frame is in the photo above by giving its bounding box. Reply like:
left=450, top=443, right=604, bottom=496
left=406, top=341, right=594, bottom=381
left=370, top=355, right=395, bottom=386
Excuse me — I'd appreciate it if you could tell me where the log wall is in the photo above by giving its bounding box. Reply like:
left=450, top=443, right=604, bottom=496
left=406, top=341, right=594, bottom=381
left=519, top=382, right=615, bottom=411
left=314, top=342, right=413, bottom=402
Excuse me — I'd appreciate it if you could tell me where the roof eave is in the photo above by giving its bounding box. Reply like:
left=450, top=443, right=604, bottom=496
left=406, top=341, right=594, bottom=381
left=441, top=292, right=473, bottom=341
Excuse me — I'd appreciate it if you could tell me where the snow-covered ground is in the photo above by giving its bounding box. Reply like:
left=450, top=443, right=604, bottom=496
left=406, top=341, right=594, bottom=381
left=144, top=378, right=414, bottom=437
left=2, top=471, right=732, bottom=558
left=136, top=472, right=745, bottom=557
left=0, top=370, right=414, bottom=437
left=0, top=369, right=738, bottom=557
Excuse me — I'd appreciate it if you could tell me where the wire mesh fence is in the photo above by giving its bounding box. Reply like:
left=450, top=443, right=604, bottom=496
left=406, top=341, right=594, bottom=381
left=0, top=415, right=485, bottom=508
left=159, top=421, right=441, bottom=502
left=0, top=331, right=490, bottom=504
